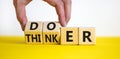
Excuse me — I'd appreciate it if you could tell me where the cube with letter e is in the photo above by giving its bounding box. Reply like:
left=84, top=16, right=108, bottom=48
left=60, top=27, right=78, bottom=45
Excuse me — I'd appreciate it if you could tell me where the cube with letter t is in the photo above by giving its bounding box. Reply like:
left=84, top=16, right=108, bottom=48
left=24, top=21, right=43, bottom=44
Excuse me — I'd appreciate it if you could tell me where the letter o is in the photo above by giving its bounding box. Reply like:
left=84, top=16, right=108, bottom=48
left=47, top=22, right=56, bottom=30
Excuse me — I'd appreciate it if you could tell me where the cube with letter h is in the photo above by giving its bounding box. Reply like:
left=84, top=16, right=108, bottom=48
left=24, top=21, right=43, bottom=44
left=43, top=21, right=61, bottom=44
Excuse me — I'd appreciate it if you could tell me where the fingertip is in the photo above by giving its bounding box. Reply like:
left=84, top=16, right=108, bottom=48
left=21, top=20, right=27, bottom=31
left=59, top=19, right=67, bottom=27
left=20, top=24, right=24, bottom=31
left=62, top=22, right=67, bottom=27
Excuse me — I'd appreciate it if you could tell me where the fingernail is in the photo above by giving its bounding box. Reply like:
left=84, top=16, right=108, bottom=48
left=63, top=21, right=67, bottom=27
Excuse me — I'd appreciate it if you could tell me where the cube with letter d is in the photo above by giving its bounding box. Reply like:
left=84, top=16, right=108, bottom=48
left=24, top=21, right=43, bottom=44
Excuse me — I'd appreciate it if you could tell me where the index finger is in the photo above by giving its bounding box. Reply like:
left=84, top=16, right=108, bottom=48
left=55, top=2, right=66, bottom=27
left=63, top=0, right=72, bottom=23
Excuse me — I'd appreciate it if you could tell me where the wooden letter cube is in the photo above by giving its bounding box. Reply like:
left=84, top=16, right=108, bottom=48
left=24, top=21, right=43, bottom=44
left=79, top=27, right=96, bottom=45
left=60, top=27, right=79, bottom=45
left=43, top=21, right=61, bottom=44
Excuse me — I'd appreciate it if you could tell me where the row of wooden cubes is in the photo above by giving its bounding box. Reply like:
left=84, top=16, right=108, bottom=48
left=24, top=21, right=96, bottom=45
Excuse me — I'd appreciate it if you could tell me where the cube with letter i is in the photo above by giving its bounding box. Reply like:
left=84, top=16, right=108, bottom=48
left=24, top=21, right=43, bottom=44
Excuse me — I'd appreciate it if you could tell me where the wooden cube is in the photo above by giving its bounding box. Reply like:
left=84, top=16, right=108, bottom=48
left=79, top=27, right=96, bottom=45
left=43, top=21, right=61, bottom=44
left=60, top=27, right=79, bottom=45
left=24, top=21, right=43, bottom=44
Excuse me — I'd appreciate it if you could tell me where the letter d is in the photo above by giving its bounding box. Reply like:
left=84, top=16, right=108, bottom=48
left=30, top=22, right=38, bottom=30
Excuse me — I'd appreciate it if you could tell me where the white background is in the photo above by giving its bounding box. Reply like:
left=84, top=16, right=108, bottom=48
left=0, top=0, right=120, bottom=36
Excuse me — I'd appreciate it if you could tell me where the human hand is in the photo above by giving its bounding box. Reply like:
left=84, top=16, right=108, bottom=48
left=44, top=0, right=71, bottom=27
left=13, top=0, right=71, bottom=31
left=13, top=0, right=32, bottom=31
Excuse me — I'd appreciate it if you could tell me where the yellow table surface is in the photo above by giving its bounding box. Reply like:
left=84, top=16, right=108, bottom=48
left=0, top=36, right=120, bottom=59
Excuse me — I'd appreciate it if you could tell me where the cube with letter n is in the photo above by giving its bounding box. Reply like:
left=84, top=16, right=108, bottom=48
left=43, top=21, right=61, bottom=44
